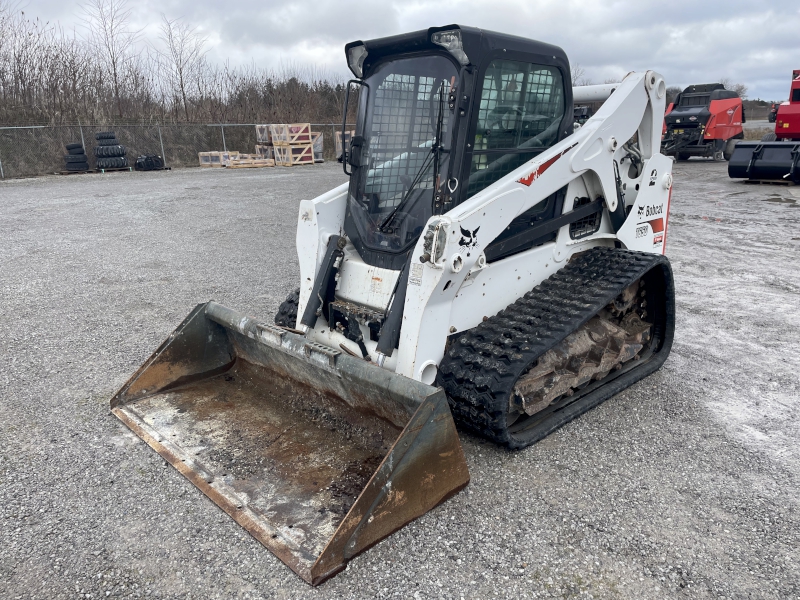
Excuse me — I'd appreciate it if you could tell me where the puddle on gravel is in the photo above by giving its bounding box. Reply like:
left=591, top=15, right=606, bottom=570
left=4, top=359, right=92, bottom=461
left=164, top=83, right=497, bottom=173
left=761, top=196, right=797, bottom=205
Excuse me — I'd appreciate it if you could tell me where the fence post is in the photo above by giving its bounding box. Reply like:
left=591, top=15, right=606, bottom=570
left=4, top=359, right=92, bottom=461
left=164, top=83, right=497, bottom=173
left=78, top=120, right=86, bottom=150
left=157, top=124, right=167, bottom=167
left=0, top=153, right=4, bottom=179
left=220, top=124, right=227, bottom=152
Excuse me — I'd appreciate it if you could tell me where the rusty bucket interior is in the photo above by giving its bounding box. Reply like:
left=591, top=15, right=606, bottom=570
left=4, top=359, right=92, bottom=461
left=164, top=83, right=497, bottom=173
left=111, top=302, right=469, bottom=585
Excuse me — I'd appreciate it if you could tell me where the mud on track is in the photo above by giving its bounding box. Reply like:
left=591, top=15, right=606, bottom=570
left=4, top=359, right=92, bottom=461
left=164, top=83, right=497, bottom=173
left=1, top=161, right=798, bottom=599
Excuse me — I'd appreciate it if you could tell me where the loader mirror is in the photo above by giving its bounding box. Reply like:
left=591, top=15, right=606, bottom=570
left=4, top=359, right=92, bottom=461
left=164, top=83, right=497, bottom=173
left=348, top=136, right=366, bottom=168
left=342, top=79, right=368, bottom=176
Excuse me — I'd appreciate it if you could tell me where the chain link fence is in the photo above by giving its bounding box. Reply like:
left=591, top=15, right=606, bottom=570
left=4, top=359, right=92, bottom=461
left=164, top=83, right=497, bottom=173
left=0, top=123, right=352, bottom=179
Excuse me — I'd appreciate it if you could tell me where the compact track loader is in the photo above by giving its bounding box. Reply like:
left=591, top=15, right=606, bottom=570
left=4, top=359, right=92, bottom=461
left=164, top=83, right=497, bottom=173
left=112, top=25, right=675, bottom=584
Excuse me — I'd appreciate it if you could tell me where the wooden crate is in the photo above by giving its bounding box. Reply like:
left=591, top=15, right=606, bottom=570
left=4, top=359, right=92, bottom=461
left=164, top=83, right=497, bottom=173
left=270, top=123, right=312, bottom=146
left=208, top=151, right=223, bottom=167
left=310, top=132, right=324, bottom=163
left=198, top=152, right=212, bottom=167
left=273, top=145, right=292, bottom=166
left=289, top=144, right=315, bottom=165
left=334, top=130, right=355, bottom=160
left=220, top=151, right=240, bottom=166
left=255, top=124, right=271, bottom=144
left=255, top=144, right=274, bottom=160
left=269, top=124, right=290, bottom=145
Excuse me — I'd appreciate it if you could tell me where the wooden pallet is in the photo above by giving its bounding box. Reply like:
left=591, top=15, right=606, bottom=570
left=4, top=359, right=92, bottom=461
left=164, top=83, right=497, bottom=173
left=226, top=159, right=275, bottom=169
left=744, top=178, right=796, bottom=186
left=97, top=166, right=133, bottom=174
left=59, top=169, right=93, bottom=176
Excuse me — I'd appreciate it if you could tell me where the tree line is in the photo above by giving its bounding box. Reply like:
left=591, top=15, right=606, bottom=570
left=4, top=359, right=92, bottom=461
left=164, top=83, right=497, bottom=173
left=0, top=0, right=351, bottom=125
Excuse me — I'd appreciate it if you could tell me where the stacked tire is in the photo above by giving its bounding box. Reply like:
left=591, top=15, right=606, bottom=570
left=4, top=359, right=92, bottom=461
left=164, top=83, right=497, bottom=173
left=94, top=131, right=128, bottom=170
left=64, top=143, right=89, bottom=172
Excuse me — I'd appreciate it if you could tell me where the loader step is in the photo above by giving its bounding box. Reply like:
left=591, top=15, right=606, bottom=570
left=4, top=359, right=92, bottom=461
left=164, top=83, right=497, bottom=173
left=438, top=247, right=675, bottom=449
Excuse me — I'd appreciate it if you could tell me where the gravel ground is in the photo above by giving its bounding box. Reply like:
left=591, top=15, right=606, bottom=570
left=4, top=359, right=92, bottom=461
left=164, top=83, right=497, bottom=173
left=1, top=161, right=799, bottom=599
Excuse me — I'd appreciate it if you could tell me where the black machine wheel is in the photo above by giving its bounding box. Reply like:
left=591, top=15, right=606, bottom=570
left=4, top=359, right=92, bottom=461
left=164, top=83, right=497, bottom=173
left=65, top=142, right=84, bottom=151
left=95, top=131, right=116, bottom=140
left=437, top=247, right=675, bottom=450
left=761, top=132, right=777, bottom=142
left=65, top=162, right=89, bottom=171
left=67, top=146, right=86, bottom=155
left=96, top=138, right=121, bottom=147
left=64, top=154, right=88, bottom=163
left=676, top=152, right=691, bottom=161
left=723, top=138, right=738, bottom=161
left=274, top=288, right=301, bottom=328
left=94, top=145, right=126, bottom=158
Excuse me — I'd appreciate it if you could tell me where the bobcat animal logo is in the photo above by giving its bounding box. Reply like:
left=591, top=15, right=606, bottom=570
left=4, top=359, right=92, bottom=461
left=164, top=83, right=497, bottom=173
left=637, top=205, right=645, bottom=218
left=459, top=226, right=480, bottom=248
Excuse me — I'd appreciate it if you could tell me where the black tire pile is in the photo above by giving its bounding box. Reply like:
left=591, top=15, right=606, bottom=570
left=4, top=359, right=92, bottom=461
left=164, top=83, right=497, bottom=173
left=64, top=142, right=89, bottom=172
left=94, top=131, right=128, bottom=169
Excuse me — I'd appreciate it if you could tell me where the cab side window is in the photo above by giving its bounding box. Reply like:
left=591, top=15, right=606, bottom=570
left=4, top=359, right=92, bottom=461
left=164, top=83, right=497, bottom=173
left=466, top=60, right=564, bottom=198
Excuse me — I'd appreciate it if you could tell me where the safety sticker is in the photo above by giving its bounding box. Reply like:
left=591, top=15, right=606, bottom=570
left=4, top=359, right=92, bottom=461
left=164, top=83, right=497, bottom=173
left=409, top=263, right=424, bottom=286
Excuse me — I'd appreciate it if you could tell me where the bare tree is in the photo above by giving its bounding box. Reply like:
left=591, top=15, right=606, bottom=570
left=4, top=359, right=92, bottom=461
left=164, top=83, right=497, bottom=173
left=718, top=77, right=748, bottom=100
left=570, top=63, right=592, bottom=86
left=666, top=86, right=681, bottom=105
left=156, top=14, right=208, bottom=121
left=0, top=2, right=353, bottom=126
left=81, top=0, right=140, bottom=118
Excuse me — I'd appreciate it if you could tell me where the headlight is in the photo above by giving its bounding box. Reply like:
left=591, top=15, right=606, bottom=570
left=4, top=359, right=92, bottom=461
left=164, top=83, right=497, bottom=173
left=431, top=29, right=469, bottom=66
left=347, top=44, right=368, bottom=79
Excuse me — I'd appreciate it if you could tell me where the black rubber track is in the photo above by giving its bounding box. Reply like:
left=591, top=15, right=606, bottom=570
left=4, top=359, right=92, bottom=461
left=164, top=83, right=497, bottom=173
left=66, top=143, right=84, bottom=152
left=95, top=131, right=116, bottom=140
left=437, top=247, right=675, bottom=449
left=274, top=288, right=300, bottom=328
left=64, top=154, right=88, bottom=163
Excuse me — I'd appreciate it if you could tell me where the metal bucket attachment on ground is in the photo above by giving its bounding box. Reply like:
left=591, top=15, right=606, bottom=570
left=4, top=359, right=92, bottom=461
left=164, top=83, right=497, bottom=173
left=728, top=141, right=800, bottom=182
left=111, top=302, right=469, bottom=585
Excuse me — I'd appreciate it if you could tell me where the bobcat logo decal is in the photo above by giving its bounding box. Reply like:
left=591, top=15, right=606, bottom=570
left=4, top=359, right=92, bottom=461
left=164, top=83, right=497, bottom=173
left=459, top=226, right=480, bottom=248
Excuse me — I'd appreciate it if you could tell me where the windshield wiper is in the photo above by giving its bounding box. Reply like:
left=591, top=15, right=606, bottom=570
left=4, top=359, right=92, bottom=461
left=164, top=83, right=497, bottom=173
left=379, top=81, right=446, bottom=232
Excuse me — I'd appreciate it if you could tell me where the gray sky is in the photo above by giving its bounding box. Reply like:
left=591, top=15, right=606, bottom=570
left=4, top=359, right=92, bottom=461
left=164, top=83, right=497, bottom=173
left=27, top=0, right=800, bottom=100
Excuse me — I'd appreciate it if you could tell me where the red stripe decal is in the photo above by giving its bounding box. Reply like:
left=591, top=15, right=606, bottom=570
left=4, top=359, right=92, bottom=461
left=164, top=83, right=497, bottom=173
left=648, top=218, right=664, bottom=233
left=517, top=142, right=579, bottom=187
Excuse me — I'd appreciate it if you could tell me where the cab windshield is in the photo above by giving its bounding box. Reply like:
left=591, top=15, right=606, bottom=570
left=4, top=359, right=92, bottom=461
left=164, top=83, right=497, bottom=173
left=348, top=54, right=459, bottom=254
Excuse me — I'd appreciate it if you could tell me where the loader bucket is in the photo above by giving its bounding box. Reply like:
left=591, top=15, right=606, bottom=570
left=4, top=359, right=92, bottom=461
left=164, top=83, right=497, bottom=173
left=110, top=302, right=469, bottom=585
left=728, top=141, right=800, bottom=183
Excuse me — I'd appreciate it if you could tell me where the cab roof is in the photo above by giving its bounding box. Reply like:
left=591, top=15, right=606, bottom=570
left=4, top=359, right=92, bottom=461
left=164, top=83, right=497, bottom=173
left=345, top=25, right=568, bottom=79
